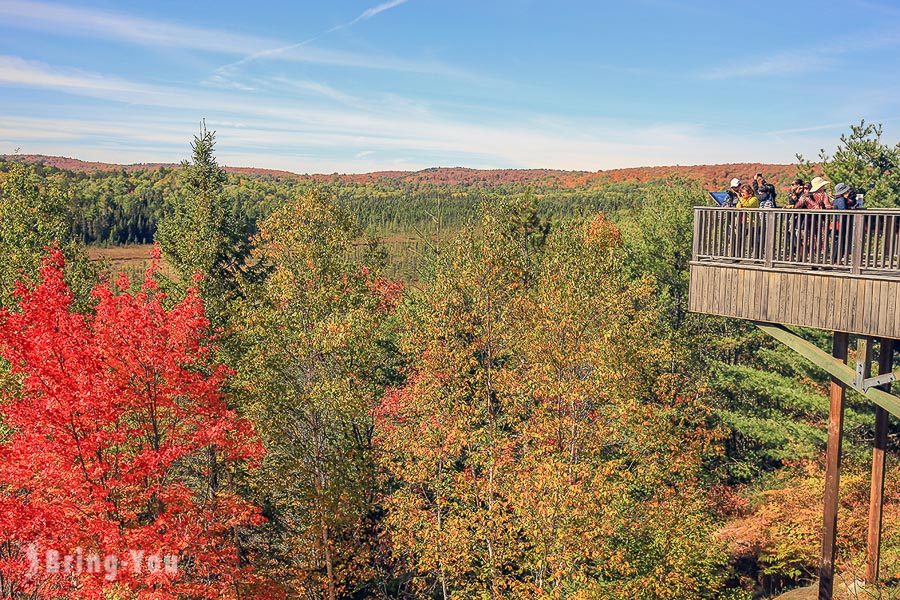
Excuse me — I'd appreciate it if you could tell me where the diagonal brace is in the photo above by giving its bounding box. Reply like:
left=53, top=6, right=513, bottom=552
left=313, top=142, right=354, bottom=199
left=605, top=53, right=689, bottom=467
left=754, top=322, right=900, bottom=419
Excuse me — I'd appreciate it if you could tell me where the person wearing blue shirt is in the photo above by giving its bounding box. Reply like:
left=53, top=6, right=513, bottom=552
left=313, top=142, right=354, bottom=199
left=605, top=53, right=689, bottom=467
left=833, top=183, right=852, bottom=210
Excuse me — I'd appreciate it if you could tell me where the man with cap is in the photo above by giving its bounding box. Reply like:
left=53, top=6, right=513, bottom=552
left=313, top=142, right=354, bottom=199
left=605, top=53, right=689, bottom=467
left=726, top=177, right=741, bottom=207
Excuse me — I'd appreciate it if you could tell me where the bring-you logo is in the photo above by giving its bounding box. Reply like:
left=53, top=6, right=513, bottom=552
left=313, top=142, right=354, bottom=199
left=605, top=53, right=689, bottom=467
left=26, top=543, right=179, bottom=582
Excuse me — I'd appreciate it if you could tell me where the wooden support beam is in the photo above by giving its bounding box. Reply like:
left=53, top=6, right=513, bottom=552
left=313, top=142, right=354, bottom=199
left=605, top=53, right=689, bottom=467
left=865, top=338, right=894, bottom=584
left=819, top=331, right=848, bottom=600
left=755, top=323, right=900, bottom=418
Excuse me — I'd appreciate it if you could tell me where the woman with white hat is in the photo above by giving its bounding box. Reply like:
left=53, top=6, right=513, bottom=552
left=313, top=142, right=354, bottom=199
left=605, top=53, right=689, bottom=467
left=809, top=176, right=834, bottom=209
left=794, top=176, right=833, bottom=209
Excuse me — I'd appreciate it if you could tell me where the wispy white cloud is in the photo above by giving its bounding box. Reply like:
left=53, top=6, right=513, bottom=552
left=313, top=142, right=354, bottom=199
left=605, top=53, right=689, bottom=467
left=348, top=0, right=409, bottom=27
left=0, top=0, right=272, bottom=54
left=699, top=52, right=834, bottom=80
left=699, top=27, right=900, bottom=80
left=0, top=0, right=450, bottom=77
left=0, top=55, right=155, bottom=95
left=213, top=0, right=431, bottom=86
left=765, top=121, right=855, bottom=136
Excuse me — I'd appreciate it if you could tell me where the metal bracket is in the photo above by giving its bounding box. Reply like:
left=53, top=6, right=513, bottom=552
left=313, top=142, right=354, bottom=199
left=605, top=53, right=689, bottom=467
left=855, top=361, right=897, bottom=392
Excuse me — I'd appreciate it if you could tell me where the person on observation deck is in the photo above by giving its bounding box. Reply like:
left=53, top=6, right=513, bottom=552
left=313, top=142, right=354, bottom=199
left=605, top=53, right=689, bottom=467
left=725, top=177, right=741, bottom=207
left=753, top=172, right=778, bottom=208
left=832, top=183, right=853, bottom=210
left=736, top=184, right=760, bottom=208
left=794, top=176, right=832, bottom=209
left=786, top=178, right=805, bottom=207
left=811, top=176, right=834, bottom=208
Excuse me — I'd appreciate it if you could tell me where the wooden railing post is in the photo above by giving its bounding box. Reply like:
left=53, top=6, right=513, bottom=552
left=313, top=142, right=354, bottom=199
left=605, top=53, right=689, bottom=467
left=765, top=211, right=776, bottom=268
left=692, top=208, right=701, bottom=261
left=851, top=212, right=865, bottom=274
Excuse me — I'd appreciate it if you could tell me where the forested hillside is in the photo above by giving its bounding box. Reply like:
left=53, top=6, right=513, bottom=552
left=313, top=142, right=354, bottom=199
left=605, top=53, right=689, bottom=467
left=0, top=122, right=898, bottom=599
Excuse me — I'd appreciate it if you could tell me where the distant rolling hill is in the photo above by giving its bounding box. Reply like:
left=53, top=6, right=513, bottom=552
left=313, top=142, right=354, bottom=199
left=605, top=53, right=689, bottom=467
left=1, top=154, right=803, bottom=188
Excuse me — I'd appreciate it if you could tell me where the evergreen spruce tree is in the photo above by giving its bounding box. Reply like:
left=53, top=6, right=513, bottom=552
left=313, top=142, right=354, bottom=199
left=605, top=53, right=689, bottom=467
left=156, top=123, right=256, bottom=325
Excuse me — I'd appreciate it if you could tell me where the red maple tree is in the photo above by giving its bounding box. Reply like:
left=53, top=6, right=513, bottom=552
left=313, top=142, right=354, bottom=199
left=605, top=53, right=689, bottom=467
left=0, top=250, right=264, bottom=599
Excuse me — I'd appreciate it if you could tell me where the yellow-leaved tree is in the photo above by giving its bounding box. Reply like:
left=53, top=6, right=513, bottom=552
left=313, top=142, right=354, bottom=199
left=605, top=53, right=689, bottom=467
left=235, top=192, right=402, bottom=599
left=375, top=201, right=727, bottom=599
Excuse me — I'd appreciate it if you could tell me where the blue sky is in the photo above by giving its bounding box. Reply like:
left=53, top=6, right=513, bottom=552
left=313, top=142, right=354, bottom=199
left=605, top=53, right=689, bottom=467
left=1, top=0, right=899, bottom=173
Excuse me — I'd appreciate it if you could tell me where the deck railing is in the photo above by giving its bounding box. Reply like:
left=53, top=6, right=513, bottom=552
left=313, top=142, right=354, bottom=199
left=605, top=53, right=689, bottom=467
left=692, top=208, right=900, bottom=276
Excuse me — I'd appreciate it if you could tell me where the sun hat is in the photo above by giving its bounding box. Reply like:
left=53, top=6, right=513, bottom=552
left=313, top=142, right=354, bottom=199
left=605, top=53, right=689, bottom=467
left=730, top=178, right=740, bottom=188
left=810, top=176, right=830, bottom=192
left=833, top=182, right=851, bottom=196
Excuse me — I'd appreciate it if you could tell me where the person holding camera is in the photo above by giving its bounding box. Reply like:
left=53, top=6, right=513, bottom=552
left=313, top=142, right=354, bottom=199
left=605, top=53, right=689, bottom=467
left=786, top=178, right=805, bottom=207
left=794, top=176, right=833, bottom=209
left=753, top=172, right=777, bottom=208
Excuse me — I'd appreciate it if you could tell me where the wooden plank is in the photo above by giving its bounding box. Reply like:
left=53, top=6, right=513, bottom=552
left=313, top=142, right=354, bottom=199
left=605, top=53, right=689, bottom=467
left=692, top=209, right=701, bottom=261
left=851, top=278, right=864, bottom=336
left=759, top=269, right=770, bottom=321
left=770, top=270, right=782, bottom=323
left=751, top=269, right=761, bottom=319
left=892, top=280, right=900, bottom=339
left=723, top=266, right=733, bottom=317
left=824, top=276, right=835, bottom=331
left=865, top=338, right=894, bottom=584
left=834, top=276, right=847, bottom=335
left=872, top=280, right=883, bottom=336
left=852, top=212, right=864, bottom=274
left=819, top=331, right=849, bottom=600
left=862, top=279, right=874, bottom=333
left=894, top=280, right=900, bottom=338
left=799, top=272, right=810, bottom=327
left=692, top=266, right=703, bottom=314
left=692, top=267, right=701, bottom=313
left=813, top=274, right=825, bottom=330
left=703, top=265, right=713, bottom=315
left=713, top=266, right=722, bottom=316
left=788, top=273, right=799, bottom=328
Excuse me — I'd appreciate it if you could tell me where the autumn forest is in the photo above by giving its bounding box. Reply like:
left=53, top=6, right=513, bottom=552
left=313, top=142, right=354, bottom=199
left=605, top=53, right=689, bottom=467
left=0, top=122, right=899, bottom=599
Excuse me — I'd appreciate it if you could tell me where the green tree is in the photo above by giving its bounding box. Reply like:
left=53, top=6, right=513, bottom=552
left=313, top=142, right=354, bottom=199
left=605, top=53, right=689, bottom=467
left=377, top=204, right=727, bottom=599
left=0, top=161, right=94, bottom=307
left=621, top=183, right=701, bottom=331
left=800, top=120, right=900, bottom=207
left=156, top=124, right=255, bottom=323
left=235, top=192, right=401, bottom=599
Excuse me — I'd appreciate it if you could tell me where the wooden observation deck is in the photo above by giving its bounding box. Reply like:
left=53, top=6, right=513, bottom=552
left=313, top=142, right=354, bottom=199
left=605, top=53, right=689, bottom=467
left=690, top=207, right=900, bottom=338
left=688, top=207, right=900, bottom=600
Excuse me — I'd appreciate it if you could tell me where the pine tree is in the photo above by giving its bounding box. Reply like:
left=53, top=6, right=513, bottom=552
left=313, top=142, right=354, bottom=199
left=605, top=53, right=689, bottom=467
left=156, top=124, right=256, bottom=325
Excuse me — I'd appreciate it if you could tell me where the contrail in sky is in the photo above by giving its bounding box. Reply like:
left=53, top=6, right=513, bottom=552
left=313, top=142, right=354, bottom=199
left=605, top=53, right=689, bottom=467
left=217, top=0, right=411, bottom=73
